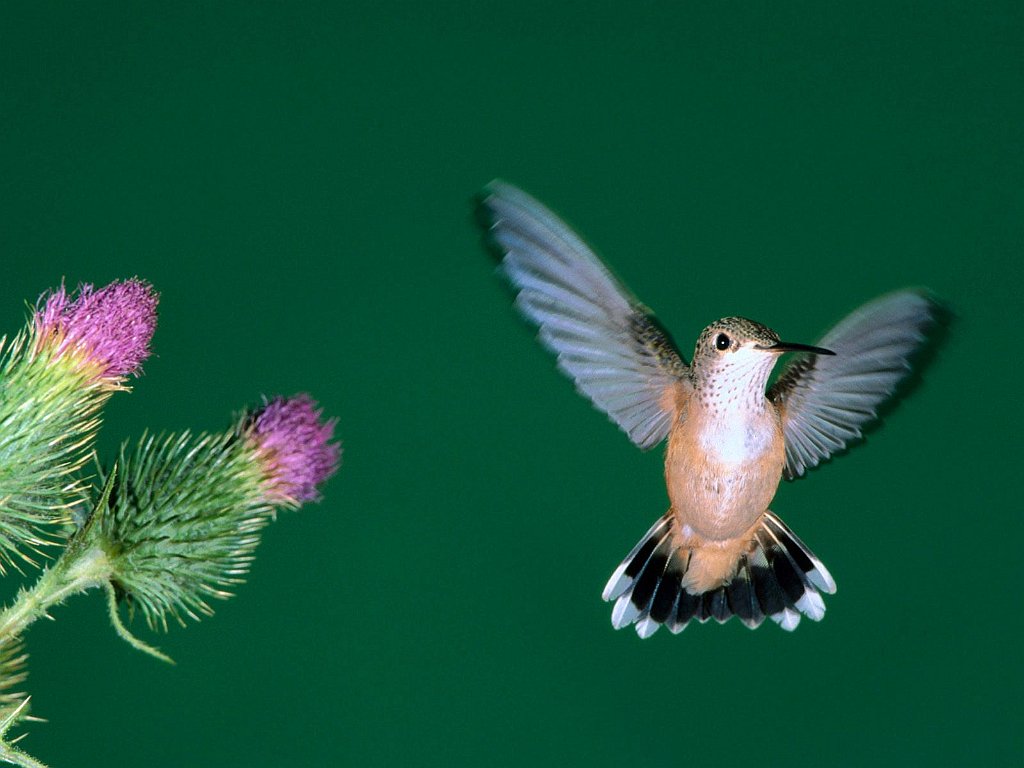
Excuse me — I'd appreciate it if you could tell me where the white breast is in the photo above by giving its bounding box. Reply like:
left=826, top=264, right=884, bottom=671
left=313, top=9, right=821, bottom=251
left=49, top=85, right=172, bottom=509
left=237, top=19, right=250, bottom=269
left=699, top=413, right=775, bottom=466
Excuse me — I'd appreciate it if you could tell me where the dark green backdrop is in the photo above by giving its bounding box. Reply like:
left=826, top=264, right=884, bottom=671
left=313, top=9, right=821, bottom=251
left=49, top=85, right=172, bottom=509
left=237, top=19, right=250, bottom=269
left=1, top=3, right=1021, bottom=766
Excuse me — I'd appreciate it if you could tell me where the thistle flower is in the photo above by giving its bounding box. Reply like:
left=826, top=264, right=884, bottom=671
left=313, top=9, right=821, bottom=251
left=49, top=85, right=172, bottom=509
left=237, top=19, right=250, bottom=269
left=0, top=279, right=158, bottom=570
left=245, top=394, right=341, bottom=505
left=88, top=395, right=339, bottom=641
left=33, top=278, right=158, bottom=383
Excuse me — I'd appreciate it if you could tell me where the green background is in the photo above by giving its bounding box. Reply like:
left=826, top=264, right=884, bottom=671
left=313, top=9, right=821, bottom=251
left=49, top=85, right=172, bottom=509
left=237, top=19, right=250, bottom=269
left=1, top=2, right=1021, bottom=766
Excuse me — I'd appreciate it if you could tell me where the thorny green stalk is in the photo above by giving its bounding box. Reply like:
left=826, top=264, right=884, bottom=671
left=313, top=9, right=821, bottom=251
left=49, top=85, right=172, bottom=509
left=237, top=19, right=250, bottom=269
left=0, top=473, right=118, bottom=646
left=0, top=546, right=111, bottom=643
left=0, top=551, right=105, bottom=768
left=0, top=698, right=47, bottom=768
left=0, top=474, right=119, bottom=768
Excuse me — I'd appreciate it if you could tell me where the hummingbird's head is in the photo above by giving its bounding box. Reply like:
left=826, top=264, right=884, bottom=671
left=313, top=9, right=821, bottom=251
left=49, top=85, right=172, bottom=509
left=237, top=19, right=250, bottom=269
left=692, top=317, right=834, bottom=408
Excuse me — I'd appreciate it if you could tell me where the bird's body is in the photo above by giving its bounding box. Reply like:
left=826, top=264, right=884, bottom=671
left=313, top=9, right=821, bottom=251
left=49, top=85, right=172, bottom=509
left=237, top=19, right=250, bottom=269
left=670, top=354, right=784, bottom=540
left=665, top=391, right=785, bottom=592
left=480, top=180, right=936, bottom=635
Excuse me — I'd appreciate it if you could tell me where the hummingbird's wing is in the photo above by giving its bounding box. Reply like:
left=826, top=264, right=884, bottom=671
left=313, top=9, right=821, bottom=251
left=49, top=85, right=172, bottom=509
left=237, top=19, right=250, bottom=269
left=481, top=180, right=692, bottom=450
left=768, top=290, right=935, bottom=479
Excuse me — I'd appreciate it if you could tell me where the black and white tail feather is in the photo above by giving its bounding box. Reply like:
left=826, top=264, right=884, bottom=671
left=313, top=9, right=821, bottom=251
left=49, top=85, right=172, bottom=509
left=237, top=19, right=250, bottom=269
left=602, top=512, right=836, bottom=636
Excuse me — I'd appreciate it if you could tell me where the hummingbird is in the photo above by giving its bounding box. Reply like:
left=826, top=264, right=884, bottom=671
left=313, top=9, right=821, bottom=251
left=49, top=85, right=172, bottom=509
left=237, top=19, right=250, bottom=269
left=479, top=180, right=936, bottom=636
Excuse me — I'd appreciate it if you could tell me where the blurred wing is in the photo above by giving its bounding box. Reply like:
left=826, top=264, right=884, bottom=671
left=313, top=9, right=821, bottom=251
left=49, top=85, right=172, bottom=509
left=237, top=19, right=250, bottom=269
left=481, top=180, right=691, bottom=450
left=768, top=290, right=935, bottom=479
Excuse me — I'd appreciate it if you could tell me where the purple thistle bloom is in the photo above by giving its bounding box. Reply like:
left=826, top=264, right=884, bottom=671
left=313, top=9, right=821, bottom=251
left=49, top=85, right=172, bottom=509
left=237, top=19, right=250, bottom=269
left=246, top=394, right=341, bottom=504
left=34, top=279, right=159, bottom=379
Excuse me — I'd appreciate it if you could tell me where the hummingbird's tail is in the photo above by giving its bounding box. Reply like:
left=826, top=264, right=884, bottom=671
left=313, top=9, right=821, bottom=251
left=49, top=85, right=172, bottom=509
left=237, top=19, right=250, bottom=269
left=601, top=511, right=836, bottom=637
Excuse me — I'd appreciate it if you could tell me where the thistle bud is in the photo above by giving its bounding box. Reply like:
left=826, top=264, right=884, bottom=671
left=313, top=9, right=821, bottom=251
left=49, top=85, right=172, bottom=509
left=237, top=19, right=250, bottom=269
left=0, top=279, right=158, bottom=570
left=91, top=395, right=339, bottom=633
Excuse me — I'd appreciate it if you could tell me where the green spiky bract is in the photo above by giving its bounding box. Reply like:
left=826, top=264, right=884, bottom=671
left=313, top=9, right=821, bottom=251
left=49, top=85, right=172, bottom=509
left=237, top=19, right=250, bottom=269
left=0, top=334, right=113, bottom=571
left=0, top=640, right=37, bottom=768
left=0, top=641, right=27, bottom=717
left=89, top=429, right=275, bottom=634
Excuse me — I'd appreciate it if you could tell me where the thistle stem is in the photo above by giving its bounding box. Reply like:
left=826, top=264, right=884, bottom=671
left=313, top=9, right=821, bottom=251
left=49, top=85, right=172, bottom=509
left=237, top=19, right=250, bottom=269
left=0, top=741, right=49, bottom=768
left=0, top=544, right=111, bottom=643
left=0, top=544, right=110, bottom=767
left=0, top=698, right=47, bottom=768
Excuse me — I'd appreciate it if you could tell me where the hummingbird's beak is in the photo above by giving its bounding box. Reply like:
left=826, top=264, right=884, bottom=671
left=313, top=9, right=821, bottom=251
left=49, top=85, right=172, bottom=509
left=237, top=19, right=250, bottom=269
left=758, top=341, right=836, bottom=356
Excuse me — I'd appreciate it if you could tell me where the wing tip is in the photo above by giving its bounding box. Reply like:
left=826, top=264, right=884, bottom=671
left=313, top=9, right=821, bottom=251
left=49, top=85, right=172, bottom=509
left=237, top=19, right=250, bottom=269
left=477, top=178, right=510, bottom=213
left=778, top=286, right=948, bottom=478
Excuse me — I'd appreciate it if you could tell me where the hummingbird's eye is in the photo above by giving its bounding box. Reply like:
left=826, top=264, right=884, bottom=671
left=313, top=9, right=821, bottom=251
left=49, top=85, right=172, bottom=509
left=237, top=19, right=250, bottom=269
left=715, top=333, right=730, bottom=351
